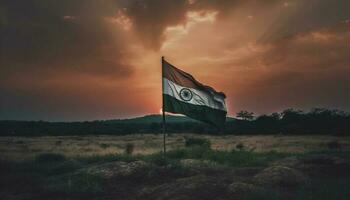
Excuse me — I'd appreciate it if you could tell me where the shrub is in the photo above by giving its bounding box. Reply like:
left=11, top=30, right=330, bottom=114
left=236, top=143, right=245, bottom=151
left=35, top=153, right=66, bottom=163
left=78, top=153, right=137, bottom=164
left=99, top=143, right=110, bottom=149
left=49, top=160, right=82, bottom=175
left=148, top=153, right=168, bottom=166
left=125, top=143, right=134, bottom=155
left=327, top=141, right=342, bottom=151
left=184, top=137, right=211, bottom=148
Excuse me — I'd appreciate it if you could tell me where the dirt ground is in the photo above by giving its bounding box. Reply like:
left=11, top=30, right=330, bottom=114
left=0, top=134, right=349, bottom=160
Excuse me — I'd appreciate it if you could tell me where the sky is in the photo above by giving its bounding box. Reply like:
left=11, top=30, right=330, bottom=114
left=1, top=0, right=350, bottom=121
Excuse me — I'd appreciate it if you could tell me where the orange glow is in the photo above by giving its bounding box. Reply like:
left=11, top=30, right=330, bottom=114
left=2, top=1, right=350, bottom=120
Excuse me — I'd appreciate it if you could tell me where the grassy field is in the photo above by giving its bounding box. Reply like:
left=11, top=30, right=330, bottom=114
left=0, top=134, right=349, bottom=160
left=1, top=134, right=350, bottom=200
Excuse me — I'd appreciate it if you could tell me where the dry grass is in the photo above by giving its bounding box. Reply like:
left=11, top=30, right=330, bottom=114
left=0, top=134, right=349, bottom=160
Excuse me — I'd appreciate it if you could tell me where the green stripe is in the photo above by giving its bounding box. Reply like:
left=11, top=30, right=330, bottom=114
left=163, top=94, right=226, bottom=128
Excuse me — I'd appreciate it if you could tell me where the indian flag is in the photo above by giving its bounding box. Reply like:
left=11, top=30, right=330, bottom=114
left=162, top=58, right=227, bottom=127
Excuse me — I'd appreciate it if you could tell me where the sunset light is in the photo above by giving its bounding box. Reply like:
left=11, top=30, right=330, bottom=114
left=1, top=0, right=350, bottom=121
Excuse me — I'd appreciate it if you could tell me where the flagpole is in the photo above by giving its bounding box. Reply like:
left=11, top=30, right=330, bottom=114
left=161, top=56, right=166, bottom=158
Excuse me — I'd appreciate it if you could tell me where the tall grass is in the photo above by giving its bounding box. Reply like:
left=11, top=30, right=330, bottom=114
left=151, top=147, right=290, bottom=167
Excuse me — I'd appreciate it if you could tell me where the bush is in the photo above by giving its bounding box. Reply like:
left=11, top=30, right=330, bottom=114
left=35, top=153, right=66, bottom=163
left=184, top=137, right=211, bottom=148
left=49, top=160, right=82, bottom=175
left=99, top=143, right=110, bottom=149
left=327, top=141, right=342, bottom=151
left=236, top=143, right=245, bottom=151
left=125, top=143, right=134, bottom=155
left=148, top=153, right=168, bottom=166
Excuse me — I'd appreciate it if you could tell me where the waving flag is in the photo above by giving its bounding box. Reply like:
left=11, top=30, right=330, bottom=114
left=162, top=58, right=227, bottom=127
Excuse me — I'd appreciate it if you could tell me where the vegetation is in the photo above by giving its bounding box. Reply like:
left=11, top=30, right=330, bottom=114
left=327, top=140, right=342, bottom=151
left=125, top=143, right=135, bottom=155
left=0, top=108, right=349, bottom=136
left=184, top=137, right=211, bottom=148
left=236, top=110, right=255, bottom=121
left=236, top=142, right=245, bottom=151
left=1, top=129, right=350, bottom=200
left=99, top=143, right=110, bottom=149
left=1, top=149, right=350, bottom=200
left=154, top=148, right=289, bottom=167
left=35, top=153, right=67, bottom=163
left=296, top=177, right=350, bottom=200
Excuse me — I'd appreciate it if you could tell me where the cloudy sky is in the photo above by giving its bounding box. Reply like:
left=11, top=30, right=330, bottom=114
left=1, top=0, right=350, bottom=121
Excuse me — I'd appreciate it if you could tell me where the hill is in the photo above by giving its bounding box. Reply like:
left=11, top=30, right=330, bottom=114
left=103, top=114, right=235, bottom=124
left=0, top=108, right=349, bottom=136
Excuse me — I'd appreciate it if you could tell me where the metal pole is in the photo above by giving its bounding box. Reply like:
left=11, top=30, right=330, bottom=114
left=161, top=56, right=166, bottom=158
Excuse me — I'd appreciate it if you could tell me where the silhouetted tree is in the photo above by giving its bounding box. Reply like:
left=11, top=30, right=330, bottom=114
left=0, top=108, right=349, bottom=136
left=236, top=110, right=255, bottom=121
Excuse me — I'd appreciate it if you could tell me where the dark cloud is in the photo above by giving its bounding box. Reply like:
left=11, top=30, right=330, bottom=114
left=122, top=0, right=350, bottom=50
left=188, top=0, right=350, bottom=43
left=227, top=21, right=350, bottom=114
left=251, top=0, right=350, bottom=42
left=1, top=0, right=132, bottom=79
left=1, top=0, right=350, bottom=120
left=121, top=0, right=189, bottom=50
left=3, top=0, right=350, bottom=60
left=0, top=0, right=140, bottom=120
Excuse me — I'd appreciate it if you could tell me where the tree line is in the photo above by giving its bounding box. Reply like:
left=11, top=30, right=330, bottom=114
left=0, top=108, right=349, bottom=136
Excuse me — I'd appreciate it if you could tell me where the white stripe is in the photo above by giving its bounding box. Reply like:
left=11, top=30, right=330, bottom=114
left=163, top=78, right=227, bottom=111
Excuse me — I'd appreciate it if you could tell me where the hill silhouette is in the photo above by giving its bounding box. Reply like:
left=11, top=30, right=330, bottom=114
left=0, top=108, right=349, bottom=136
left=104, top=114, right=198, bottom=124
left=103, top=114, right=235, bottom=124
